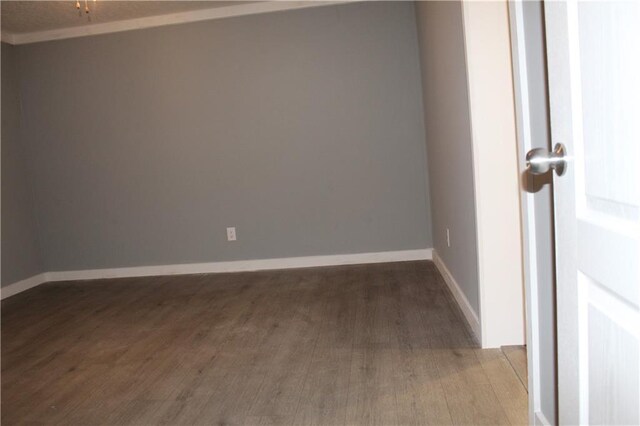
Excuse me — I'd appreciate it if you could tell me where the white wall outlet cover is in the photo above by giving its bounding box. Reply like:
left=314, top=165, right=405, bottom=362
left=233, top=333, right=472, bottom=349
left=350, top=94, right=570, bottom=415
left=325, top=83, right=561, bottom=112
left=226, top=227, right=237, bottom=241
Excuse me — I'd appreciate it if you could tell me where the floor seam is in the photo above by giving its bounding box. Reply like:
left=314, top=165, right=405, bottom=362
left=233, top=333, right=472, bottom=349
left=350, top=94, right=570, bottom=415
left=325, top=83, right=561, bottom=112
left=501, top=347, right=529, bottom=392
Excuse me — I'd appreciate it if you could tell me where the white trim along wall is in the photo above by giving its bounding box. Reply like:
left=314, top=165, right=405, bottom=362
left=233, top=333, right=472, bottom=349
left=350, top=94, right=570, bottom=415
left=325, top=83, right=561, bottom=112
left=2, top=248, right=489, bottom=348
left=0, top=1, right=355, bottom=45
left=433, top=250, right=482, bottom=339
left=0, top=273, right=49, bottom=300
left=0, top=249, right=432, bottom=300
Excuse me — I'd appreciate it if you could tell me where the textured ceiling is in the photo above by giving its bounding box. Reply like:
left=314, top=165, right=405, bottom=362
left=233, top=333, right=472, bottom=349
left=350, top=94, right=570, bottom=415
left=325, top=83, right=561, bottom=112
left=1, top=1, right=258, bottom=34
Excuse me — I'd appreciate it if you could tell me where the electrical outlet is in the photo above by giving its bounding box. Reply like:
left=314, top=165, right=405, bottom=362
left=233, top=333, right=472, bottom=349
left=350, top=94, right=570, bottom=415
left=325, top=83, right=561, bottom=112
left=446, top=228, right=451, bottom=247
left=226, top=227, right=237, bottom=241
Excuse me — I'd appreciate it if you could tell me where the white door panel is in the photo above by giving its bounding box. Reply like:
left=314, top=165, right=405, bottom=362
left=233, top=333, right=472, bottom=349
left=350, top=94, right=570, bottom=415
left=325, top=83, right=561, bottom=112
left=545, top=1, right=640, bottom=424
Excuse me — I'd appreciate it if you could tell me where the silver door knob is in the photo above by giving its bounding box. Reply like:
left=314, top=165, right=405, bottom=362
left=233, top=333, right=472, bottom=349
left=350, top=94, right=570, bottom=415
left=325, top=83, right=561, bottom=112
left=526, top=143, right=567, bottom=176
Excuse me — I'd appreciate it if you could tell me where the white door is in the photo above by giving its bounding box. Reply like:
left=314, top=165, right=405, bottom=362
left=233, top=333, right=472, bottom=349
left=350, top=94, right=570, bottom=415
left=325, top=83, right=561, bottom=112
left=544, top=1, right=640, bottom=424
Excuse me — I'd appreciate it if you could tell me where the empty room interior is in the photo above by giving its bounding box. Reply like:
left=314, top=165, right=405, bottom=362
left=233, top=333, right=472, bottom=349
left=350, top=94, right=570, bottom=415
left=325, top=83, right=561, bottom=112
left=2, top=1, right=539, bottom=424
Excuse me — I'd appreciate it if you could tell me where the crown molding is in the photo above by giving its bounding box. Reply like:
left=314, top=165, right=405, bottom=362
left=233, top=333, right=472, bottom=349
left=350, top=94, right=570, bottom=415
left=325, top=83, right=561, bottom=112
left=3, top=1, right=355, bottom=46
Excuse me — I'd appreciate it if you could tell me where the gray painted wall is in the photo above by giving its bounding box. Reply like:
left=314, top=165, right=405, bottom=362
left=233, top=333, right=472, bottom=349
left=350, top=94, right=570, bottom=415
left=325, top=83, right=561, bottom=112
left=16, top=2, right=432, bottom=272
left=1, top=42, right=43, bottom=286
left=523, top=1, right=557, bottom=422
left=414, top=1, right=479, bottom=315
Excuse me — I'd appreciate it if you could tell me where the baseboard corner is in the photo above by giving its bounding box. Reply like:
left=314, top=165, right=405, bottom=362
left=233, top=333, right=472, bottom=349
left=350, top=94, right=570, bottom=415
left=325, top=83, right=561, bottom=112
left=432, top=250, right=481, bottom=341
left=1, top=273, right=48, bottom=300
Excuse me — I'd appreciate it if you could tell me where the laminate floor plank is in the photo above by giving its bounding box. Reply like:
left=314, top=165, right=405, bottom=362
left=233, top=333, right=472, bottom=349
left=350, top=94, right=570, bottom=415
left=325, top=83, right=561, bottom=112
left=502, top=345, right=529, bottom=391
left=292, top=269, right=358, bottom=426
left=2, top=261, right=527, bottom=425
left=431, top=340, right=511, bottom=425
left=346, top=348, right=400, bottom=426
left=475, top=349, right=529, bottom=425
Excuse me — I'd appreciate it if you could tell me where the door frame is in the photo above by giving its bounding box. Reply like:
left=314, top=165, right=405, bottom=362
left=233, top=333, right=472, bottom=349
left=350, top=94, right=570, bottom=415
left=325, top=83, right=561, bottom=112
left=461, top=0, right=526, bottom=349
left=508, top=2, right=550, bottom=425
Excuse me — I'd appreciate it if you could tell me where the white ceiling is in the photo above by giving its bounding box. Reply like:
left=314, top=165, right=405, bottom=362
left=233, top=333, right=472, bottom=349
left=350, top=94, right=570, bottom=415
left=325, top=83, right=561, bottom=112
left=1, top=1, right=257, bottom=34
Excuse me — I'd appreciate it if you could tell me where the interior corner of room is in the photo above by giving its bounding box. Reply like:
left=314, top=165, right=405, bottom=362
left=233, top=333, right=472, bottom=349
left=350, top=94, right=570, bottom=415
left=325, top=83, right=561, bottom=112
left=4, top=1, right=637, bottom=424
left=1, top=2, right=533, bottom=423
left=1, top=0, right=526, bottom=351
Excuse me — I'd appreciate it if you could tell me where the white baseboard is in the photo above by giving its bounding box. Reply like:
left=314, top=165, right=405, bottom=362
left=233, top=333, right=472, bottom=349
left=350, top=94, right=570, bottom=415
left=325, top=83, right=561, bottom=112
left=0, top=273, right=48, bottom=300
left=2, top=249, right=432, bottom=299
left=534, top=411, right=551, bottom=426
left=432, top=250, right=481, bottom=341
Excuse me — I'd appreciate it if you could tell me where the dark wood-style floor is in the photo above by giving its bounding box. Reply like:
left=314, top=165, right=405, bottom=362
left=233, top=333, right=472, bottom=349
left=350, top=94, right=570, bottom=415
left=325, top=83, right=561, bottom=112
left=1, top=261, right=527, bottom=425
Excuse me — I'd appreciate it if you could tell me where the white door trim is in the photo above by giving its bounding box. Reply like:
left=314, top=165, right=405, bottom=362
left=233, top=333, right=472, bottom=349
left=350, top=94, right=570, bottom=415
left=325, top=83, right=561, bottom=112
left=461, top=0, right=525, bottom=348
left=508, top=1, right=543, bottom=423
left=534, top=411, right=552, bottom=426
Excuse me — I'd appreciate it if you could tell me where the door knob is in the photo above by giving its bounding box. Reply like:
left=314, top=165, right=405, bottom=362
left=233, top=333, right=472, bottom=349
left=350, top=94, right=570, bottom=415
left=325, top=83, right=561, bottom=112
left=526, top=143, right=567, bottom=176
